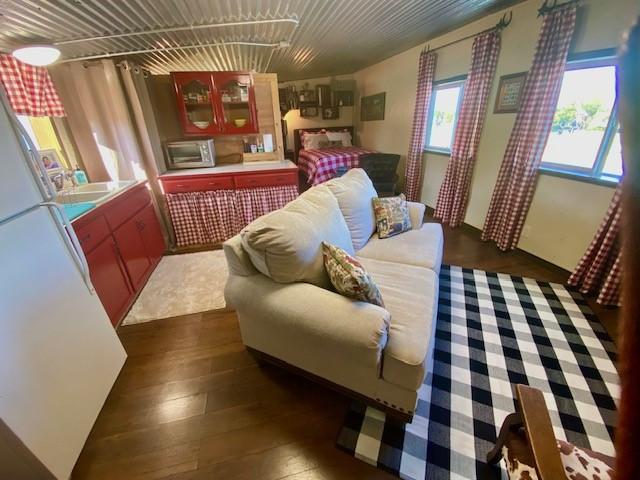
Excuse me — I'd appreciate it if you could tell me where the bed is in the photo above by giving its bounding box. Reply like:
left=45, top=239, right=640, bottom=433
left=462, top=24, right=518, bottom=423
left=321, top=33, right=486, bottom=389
left=294, top=127, right=377, bottom=185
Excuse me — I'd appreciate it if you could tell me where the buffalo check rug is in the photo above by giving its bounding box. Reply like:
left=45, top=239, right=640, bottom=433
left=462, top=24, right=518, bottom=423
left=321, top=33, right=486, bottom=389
left=336, top=265, right=618, bottom=480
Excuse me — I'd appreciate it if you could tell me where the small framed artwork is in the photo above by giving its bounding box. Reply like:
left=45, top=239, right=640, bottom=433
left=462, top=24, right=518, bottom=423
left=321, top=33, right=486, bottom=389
left=300, top=107, right=318, bottom=117
left=322, top=106, right=339, bottom=120
left=494, top=72, right=527, bottom=113
left=361, top=92, right=386, bottom=121
left=39, top=149, right=63, bottom=171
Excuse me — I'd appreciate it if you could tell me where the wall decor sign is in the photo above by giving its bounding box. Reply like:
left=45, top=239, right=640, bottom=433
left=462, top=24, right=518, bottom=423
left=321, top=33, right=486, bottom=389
left=361, top=92, right=386, bottom=121
left=494, top=72, right=527, bottom=113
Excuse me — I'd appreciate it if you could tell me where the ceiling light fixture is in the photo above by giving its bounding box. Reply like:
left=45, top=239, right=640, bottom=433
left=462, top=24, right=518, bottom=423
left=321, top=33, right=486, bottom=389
left=12, top=45, right=61, bottom=66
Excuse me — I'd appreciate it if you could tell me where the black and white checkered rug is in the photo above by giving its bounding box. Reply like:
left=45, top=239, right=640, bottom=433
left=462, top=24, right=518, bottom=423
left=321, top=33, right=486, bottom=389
left=337, top=265, right=618, bottom=479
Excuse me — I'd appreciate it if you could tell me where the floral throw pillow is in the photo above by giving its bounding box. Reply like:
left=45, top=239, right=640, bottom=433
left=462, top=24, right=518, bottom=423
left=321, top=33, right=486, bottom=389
left=322, top=242, right=384, bottom=307
left=372, top=194, right=412, bottom=239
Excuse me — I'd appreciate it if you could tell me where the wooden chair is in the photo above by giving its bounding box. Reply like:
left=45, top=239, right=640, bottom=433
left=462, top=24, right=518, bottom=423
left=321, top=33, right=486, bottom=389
left=358, top=153, right=400, bottom=197
left=487, top=384, right=615, bottom=479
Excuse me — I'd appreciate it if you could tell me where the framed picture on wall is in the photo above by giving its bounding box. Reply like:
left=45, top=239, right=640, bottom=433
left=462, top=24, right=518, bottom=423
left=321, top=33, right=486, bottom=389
left=300, top=107, right=319, bottom=117
left=361, top=92, right=386, bottom=121
left=494, top=72, right=527, bottom=113
left=38, top=149, right=63, bottom=171
left=322, top=106, right=339, bottom=120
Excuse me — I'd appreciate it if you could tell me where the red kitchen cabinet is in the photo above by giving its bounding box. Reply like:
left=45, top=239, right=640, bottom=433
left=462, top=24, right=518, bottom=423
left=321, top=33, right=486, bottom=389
left=86, top=237, right=134, bottom=326
left=138, top=203, right=166, bottom=265
left=214, top=72, right=259, bottom=134
left=172, top=71, right=259, bottom=136
left=114, top=215, right=152, bottom=291
left=172, top=71, right=221, bottom=136
left=73, top=183, right=166, bottom=327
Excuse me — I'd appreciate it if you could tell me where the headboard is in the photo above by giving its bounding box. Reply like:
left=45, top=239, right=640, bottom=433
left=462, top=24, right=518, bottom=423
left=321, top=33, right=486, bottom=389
left=293, top=126, right=355, bottom=164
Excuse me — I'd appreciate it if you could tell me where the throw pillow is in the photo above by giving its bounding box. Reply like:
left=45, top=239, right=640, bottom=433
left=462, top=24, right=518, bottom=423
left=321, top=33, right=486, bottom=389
left=322, top=242, right=384, bottom=307
left=372, top=194, right=412, bottom=239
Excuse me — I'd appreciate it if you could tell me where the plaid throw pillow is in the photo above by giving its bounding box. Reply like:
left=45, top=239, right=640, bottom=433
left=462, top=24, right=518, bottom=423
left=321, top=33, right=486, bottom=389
left=372, top=194, right=412, bottom=239
left=322, top=242, right=384, bottom=307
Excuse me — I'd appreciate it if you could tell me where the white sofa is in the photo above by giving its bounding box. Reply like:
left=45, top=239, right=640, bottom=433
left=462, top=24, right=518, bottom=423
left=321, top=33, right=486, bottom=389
left=223, top=169, right=443, bottom=421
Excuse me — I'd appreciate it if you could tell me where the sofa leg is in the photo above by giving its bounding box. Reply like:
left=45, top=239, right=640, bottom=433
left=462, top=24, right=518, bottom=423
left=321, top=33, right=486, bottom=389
left=486, top=412, right=522, bottom=464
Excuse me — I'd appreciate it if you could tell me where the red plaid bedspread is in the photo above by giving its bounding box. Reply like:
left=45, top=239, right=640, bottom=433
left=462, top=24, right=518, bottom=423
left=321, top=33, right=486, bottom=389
left=298, top=147, right=377, bottom=185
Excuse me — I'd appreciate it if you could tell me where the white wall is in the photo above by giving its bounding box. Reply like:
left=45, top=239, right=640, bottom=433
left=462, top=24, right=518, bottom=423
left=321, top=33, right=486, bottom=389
left=279, top=74, right=354, bottom=149
left=353, top=0, right=638, bottom=270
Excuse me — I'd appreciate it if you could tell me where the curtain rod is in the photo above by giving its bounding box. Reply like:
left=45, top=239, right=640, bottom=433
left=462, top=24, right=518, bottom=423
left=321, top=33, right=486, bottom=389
left=424, top=11, right=512, bottom=54
left=538, top=0, right=580, bottom=17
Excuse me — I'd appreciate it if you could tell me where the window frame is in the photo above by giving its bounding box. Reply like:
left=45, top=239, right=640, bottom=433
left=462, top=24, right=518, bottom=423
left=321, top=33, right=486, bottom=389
left=539, top=50, right=621, bottom=186
left=423, top=75, right=466, bottom=155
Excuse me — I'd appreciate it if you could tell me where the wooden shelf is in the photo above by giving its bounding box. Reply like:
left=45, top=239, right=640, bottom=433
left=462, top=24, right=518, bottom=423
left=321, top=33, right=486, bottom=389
left=243, top=151, right=280, bottom=162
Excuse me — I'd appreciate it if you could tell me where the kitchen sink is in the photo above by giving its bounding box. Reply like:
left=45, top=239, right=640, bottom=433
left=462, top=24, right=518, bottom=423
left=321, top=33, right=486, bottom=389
left=68, top=180, right=136, bottom=193
left=56, top=181, right=137, bottom=204
left=56, top=191, right=114, bottom=204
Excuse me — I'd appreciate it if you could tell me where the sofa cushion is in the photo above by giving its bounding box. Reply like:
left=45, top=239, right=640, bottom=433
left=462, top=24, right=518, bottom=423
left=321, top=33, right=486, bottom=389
left=357, top=223, right=444, bottom=273
left=240, top=185, right=354, bottom=289
left=322, top=242, right=384, bottom=307
left=372, top=194, right=412, bottom=239
left=357, top=257, right=438, bottom=391
left=325, top=168, right=378, bottom=251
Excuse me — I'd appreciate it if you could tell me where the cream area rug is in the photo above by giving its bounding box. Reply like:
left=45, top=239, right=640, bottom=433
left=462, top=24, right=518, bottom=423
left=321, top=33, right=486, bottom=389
left=121, top=250, right=228, bottom=326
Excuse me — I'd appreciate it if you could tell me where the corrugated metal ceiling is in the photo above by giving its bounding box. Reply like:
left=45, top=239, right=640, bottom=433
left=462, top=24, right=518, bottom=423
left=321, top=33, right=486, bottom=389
left=0, top=0, right=521, bottom=80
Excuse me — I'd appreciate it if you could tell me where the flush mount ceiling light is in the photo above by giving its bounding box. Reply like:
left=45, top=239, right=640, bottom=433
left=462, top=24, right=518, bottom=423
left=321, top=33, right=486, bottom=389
left=12, top=45, right=61, bottom=66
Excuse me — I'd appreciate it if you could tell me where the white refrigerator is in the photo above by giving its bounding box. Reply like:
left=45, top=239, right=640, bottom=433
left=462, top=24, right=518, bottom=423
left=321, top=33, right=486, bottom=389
left=0, top=90, right=127, bottom=478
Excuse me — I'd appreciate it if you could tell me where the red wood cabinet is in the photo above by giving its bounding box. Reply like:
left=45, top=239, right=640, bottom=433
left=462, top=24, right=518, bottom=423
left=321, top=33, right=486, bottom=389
left=85, top=237, right=134, bottom=324
left=172, top=71, right=259, bottom=136
left=160, top=169, right=298, bottom=194
left=73, top=184, right=166, bottom=327
left=114, top=215, right=152, bottom=291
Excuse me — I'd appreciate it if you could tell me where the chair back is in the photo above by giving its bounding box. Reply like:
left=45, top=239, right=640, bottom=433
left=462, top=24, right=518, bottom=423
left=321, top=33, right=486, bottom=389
left=358, top=153, right=400, bottom=182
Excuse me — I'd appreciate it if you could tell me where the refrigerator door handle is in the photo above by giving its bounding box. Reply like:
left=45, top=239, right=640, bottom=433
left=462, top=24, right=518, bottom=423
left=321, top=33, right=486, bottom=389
left=0, top=86, right=56, bottom=201
left=42, top=202, right=95, bottom=294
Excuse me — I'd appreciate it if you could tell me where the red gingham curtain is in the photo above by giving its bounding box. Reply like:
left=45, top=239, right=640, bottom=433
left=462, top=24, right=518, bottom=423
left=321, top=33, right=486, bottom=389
left=434, top=30, right=501, bottom=226
left=404, top=50, right=437, bottom=202
left=568, top=185, right=623, bottom=306
left=166, top=185, right=298, bottom=247
left=481, top=5, right=577, bottom=250
left=0, top=54, right=65, bottom=117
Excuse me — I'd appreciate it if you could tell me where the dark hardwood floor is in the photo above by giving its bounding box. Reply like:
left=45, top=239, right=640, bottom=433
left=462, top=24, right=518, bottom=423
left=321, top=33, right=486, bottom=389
left=72, top=218, right=619, bottom=479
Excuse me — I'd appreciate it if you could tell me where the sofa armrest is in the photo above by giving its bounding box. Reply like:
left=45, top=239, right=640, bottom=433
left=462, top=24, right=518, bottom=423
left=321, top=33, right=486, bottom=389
left=225, top=273, right=390, bottom=367
left=407, top=201, right=425, bottom=230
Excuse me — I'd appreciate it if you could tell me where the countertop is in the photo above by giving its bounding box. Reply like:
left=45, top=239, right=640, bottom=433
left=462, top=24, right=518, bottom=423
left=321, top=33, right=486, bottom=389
left=57, top=180, right=145, bottom=222
left=159, top=160, right=297, bottom=178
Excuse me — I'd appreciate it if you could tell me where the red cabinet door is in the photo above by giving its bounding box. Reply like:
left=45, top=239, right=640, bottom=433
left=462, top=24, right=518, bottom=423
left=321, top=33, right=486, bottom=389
left=172, top=71, right=221, bottom=136
left=213, top=72, right=259, bottom=134
left=138, top=203, right=166, bottom=265
left=86, top=237, right=134, bottom=326
left=114, top=214, right=152, bottom=291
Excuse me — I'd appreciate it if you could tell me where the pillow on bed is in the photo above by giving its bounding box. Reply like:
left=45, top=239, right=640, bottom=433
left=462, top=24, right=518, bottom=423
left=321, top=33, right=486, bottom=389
left=303, top=133, right=330, bottom=150
left=326, top=130, right=352, bottom=146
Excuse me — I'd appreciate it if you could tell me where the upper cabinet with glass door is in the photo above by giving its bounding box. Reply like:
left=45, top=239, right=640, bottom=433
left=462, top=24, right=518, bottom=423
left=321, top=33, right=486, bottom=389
left=172, top=72, right=258, bottom=136
left=172, top=72, right=221, bottom=136
left=214, top=73, right=259, bottom=134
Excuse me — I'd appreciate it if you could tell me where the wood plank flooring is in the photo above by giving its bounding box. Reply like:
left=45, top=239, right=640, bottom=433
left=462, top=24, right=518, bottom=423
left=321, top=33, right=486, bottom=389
left=72, top=217, right=618, bottom=479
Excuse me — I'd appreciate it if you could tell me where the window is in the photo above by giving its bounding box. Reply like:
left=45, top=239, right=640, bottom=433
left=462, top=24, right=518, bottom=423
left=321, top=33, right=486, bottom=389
left=17, top=115, right=71, bottom=169
left=424, top=78, right=465, bottom=154
left=540, top=53, right=621, bottom=183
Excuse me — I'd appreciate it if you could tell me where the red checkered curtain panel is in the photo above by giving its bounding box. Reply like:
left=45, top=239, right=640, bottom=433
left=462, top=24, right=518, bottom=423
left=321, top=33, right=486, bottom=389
left=434, top=30, right=501, bottom=226
left=0, top=54, right=65, bottom=117
left=404, top=50, right=437, bottom=202
left=568, top=185, right=623, bottom=306
left=481, top=5, right=577, bottom=250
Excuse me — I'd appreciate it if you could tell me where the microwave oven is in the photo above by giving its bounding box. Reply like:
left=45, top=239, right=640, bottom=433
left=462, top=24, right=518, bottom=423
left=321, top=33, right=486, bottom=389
left=165, top=139, right=215, bottom=170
